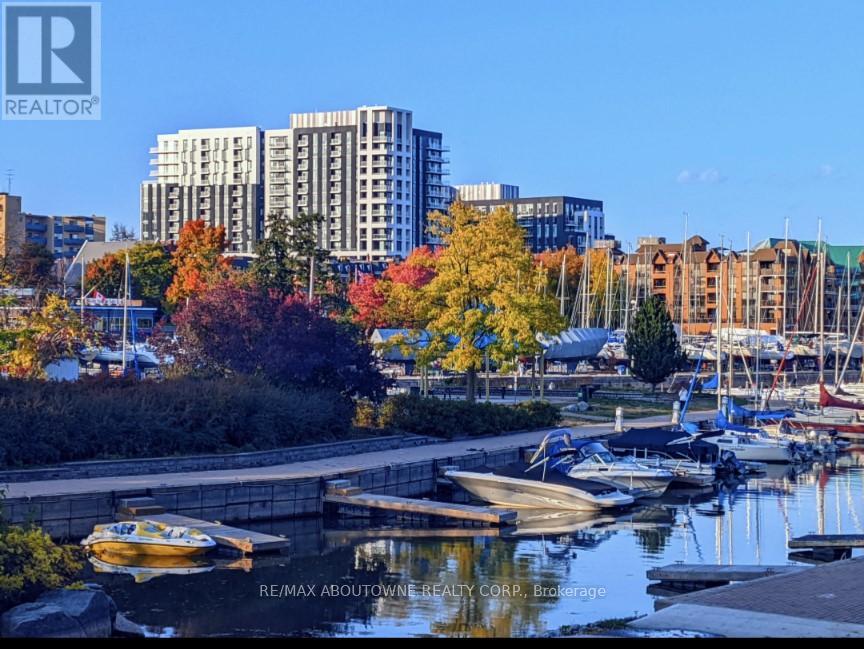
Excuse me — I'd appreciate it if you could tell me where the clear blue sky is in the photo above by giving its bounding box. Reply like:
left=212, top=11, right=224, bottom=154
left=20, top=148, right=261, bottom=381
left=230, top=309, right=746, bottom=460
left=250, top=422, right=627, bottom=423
left=2, top=0, right=863, bottom=249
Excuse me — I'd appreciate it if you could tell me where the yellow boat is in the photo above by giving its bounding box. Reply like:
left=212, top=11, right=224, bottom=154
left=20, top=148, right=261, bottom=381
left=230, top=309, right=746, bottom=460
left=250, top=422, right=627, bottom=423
left=81, top=521, right=216, bottom=557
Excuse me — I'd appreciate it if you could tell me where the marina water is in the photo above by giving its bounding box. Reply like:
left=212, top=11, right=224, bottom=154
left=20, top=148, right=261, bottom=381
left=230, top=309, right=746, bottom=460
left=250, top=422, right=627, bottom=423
left=89, top=452, right=864, bottom=637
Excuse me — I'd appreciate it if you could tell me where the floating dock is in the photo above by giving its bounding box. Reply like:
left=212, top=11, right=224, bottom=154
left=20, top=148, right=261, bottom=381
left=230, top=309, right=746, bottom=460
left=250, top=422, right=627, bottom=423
left=648, top=563, right=805, bottom=593
left=788, top=534, right=864, bottom=562
left=323, top=480, right=517, bottom=526
left=118, top=500, right=289, bottom=555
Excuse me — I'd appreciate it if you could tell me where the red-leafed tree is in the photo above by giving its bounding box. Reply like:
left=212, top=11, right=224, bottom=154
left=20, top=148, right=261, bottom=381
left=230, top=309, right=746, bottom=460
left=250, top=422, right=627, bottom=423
left=347, top=246, right=438, bottom=332
left=347, top=273, right=388, bottom=331
left=166, top=220, right=231, bottom=306
left=168, top=279, right=389, bottom=401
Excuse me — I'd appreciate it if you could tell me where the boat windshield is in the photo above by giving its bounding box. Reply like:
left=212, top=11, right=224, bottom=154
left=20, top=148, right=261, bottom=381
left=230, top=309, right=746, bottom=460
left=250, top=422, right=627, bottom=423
left=578, top=442, right=617, bottom=463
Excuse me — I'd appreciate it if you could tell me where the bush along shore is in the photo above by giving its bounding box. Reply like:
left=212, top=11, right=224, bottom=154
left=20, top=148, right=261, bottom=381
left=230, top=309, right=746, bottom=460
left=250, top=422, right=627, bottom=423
left=0, top=498, right=145, bottom=638
left=0, top=378, right=561, bottom=468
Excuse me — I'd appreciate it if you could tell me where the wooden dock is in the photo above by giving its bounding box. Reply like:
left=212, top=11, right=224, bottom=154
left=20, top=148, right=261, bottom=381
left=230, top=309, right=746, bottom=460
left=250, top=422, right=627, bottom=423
left=648, top=564, right=805, bottom=591
left=323, top=481, right=517, bottom=525
left=119, top=511, right=290, bottom=555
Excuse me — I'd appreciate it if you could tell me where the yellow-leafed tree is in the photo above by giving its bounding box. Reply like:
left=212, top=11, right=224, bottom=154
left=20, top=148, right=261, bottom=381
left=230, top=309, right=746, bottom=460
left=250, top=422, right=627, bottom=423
left=416, top=202, right=566, bottom=401
left=0, top=294, right=97, bottom=379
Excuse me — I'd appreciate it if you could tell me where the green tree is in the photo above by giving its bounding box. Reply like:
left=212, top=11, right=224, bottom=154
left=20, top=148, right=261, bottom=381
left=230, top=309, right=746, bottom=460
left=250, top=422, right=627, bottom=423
left=252, top=211, right=345, bottom=311
left=410, top=202, right=565, bottom=402
left=624, top=295, right=685, bottom=389
left=250, top=211, right=296, bottom=293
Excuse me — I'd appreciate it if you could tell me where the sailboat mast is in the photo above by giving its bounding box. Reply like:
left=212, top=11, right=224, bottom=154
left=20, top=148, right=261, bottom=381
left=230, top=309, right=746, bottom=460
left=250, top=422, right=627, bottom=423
left=681, top=213, right=688, bottom=336
left=817, top=218, right=825, bottom=382
left=782, top=217, right=789, bottom=337
left=560, top=252, right=567, bottom=317
left=716, top=237, right=724, bottom=412
left=121, top=250, right=130, bottom=374
left=746, top=231, right=751, bottom=331
left=727, top=241, right=734, bottom=402
left=585, top=246, right=592, bottom=328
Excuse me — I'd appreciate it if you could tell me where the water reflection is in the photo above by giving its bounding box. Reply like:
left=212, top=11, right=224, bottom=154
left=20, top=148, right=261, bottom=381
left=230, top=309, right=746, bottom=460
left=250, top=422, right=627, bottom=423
left=90, top=452, right=864, bottom=637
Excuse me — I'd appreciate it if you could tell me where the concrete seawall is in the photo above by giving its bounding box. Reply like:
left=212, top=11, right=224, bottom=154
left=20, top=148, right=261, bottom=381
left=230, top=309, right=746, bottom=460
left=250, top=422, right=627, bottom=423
left=2, top=412, right=713, bottom=540
left=2, top=447, right=522, bottom=540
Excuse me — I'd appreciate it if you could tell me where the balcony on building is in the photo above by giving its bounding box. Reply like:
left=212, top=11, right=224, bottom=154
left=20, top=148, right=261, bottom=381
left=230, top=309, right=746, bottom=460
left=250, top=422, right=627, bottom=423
left=25, top=221, right=48, bottom=233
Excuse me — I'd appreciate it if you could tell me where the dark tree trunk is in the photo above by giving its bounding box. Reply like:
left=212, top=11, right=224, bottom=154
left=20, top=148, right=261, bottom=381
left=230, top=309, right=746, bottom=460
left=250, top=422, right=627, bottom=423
left=466, top=366, right=478, bottom=403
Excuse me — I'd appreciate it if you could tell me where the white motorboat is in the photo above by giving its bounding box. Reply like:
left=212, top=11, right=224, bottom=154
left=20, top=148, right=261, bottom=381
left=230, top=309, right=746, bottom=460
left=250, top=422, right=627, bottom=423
left=556, top=439, right=676, bottom=498
left=445, top=464, right=634, bottom=511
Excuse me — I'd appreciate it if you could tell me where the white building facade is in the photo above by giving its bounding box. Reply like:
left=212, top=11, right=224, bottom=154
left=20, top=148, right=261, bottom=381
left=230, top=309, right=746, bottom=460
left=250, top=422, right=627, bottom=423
left=140, top=127, right=264, bottom=253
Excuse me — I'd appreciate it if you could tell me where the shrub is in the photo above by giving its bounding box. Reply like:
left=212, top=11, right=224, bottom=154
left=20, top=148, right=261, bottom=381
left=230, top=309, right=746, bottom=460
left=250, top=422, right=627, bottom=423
left=378, top=394, right=560, bottom=439
left=0, top=522, right=83, bottom=612
left=0, top=376, right=355, bottom=467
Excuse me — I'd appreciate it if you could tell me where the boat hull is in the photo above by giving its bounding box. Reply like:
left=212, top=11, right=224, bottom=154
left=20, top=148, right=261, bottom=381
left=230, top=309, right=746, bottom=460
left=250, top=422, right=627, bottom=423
left=566, top=470, right=673, bottom=499
left=86, top=540, right=212, bottom=557
left=445, top=471, right=633, bottom=511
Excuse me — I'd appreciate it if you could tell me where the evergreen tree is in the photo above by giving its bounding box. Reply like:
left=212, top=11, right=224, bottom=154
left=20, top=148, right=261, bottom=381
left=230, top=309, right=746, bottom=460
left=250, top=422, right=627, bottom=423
left=624, top=296, right=685, bottom=390
left=250, top=211, right=295, bottom=293
left=251, top=211, right=338, bottom=296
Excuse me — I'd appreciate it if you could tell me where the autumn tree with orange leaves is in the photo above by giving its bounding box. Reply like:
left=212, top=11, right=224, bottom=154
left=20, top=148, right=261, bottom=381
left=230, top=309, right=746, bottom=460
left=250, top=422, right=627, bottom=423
left=347, top=246, right=438, bottom=332
left=165, top=220, right=231, bottom=306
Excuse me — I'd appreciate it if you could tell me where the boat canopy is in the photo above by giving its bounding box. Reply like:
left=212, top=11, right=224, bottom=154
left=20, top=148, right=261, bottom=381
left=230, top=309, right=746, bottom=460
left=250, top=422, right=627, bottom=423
left=729, top=401, right=793, bottom=421
left=715, top=411, right=763, bottom=435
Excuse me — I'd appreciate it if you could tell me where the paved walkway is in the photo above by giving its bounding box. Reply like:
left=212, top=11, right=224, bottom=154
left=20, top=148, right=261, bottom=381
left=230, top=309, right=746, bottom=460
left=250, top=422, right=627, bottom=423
left=3, top=411, right=712, bottom=499
left=632, top=556, right=864, bottom=637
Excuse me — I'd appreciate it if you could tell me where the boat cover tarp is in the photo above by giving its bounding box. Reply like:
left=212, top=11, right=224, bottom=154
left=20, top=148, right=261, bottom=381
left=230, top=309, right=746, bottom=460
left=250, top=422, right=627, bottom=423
left=729, top=401, right=793, bottom=421
left=538, top=328, right=608, bottom=360
left=701, top=374, right=719, bottom=390
left=609, top=426, right=720, bottom=462
left=819, top=382, right=864, bottom=411
left=715, top=411, right=762, bottom=434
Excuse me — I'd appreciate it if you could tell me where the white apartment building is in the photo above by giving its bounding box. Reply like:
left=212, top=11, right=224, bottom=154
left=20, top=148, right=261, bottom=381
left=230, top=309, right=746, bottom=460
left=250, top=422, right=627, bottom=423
left=454, top=183, right=520, bottom=202
left=140, top=127, right=263, bottom=253
left=264, top=106, right=436, bottom=260
left=142, top=109, right=449, bottom=260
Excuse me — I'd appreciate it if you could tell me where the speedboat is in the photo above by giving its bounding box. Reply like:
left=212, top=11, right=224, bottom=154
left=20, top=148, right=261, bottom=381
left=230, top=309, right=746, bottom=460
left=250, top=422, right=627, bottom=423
left=445, top=462, right=634, bottom=511
left=81, top=521, right=216, bottom=557
left=556, top=439, right=676, bottom=498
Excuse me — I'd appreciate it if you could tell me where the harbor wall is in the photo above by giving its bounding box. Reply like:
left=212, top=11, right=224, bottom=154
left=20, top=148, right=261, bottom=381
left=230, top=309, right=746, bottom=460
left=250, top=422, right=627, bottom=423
left=1, top=447, right=522, bottom=540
